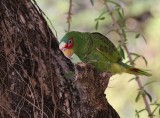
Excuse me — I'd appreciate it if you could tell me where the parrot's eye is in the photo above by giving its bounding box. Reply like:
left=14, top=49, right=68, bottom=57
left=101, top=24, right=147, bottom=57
left=67, top=38, right=73, bottom=47
left=68, top=40, right=72, bottom=45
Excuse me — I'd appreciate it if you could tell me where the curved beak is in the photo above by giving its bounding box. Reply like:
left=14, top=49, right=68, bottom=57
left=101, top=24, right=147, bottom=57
left=59, top=42, right=73, bottom=59
left=62, top=48, right=73, bottom=59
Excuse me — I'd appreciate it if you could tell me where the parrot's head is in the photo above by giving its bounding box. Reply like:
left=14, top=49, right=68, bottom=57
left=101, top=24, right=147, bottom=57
left=59, top=31, right=81, bottom=59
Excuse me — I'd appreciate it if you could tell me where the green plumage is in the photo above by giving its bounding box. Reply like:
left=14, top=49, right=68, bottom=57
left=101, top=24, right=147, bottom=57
left=60, top=31, right=151, bottom=76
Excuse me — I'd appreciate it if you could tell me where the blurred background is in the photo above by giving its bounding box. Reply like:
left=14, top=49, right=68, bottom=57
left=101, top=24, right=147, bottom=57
left=37, top=0, right=160, bottom=117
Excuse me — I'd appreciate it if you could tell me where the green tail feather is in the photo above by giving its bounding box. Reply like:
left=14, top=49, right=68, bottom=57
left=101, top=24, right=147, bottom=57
left=121, top=63, right=152, bottom=76
left=127, top=67, right=152, bottom=76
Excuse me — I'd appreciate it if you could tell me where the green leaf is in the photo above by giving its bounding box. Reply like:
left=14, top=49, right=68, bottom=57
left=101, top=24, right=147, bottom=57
left=94, top=11, right=106, bottom=29
left=152, top=105, right=159, bottom=114
left=107, top=0, right=121, bottom=7
left=90, top=0, right=94, bottom=6
left=135, top=33, right=140, bottom=38
left=141, top=56, right=148, bottom=66
left=118, top=19, right=125, bottom=28
left=134, top=33, right=147, bottom=43
left=121, top=28, right=127, bottom=41
left=128, top=77, right=136, bottom=82
left=95, top=11, right=106, bottom=21
left=99, top=11, right=106, bottom=18
left=120, top=7, right=124, bottom=17
left=138, top=108, right=146, bottom=113
left=130, top=52, right=140, bottom=57
left=141, top=34, right=147, bottom=44
left=135, top=108, right=146, bottom=118
left=119, top=46, right=125, bottom=59
left=95, top=18, right=98, bottom=21
left=135, top=110, right=140, bottom=118
left=118, top=10, right=124, bottom=20
left=130, top=53, right=148, bottom=66
left=135, top=92, right=141, bottom=102
left=150, top=101, right=158, bottom=105
left=132, top=54, right=139, bottom=60
left=100, top=17, right=105, bottom=20
left=144, top=80, right=156, bottom=87
left=138, top=33, right=148, bottom=44
left=144, top=90, right=152, bottom=102
left=150, top=102, right=160, bottom=115
left=95, top=21, right=99, bottom=30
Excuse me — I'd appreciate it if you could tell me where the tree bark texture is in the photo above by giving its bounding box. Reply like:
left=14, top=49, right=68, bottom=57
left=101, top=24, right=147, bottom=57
left=0, top=0, right=120, bottom=118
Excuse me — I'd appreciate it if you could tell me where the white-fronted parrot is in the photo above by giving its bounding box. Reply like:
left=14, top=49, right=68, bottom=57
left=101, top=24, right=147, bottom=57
left=59, top=31, right=151, bottom=76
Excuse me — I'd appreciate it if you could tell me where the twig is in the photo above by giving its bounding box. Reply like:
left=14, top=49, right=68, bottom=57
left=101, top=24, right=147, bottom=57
left=104, top=1, right=153, bottom=118
left=66, top=0, right=72, bottom=32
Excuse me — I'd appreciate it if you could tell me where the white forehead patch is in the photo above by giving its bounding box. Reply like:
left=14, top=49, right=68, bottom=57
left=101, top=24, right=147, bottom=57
left=59, top=42, right=66, bottom=50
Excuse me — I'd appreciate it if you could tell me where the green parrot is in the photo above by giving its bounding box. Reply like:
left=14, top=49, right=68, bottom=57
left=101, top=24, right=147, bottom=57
left=59, top=31, right=151, bottom=76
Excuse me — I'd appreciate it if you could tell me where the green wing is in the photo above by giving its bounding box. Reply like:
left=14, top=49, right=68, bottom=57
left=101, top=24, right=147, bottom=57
left=91, top=32, right=122, bottom=62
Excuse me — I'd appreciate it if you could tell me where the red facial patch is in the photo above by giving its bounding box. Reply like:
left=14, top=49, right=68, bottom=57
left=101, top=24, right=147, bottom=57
left=64, top=38, right=74, bottom=49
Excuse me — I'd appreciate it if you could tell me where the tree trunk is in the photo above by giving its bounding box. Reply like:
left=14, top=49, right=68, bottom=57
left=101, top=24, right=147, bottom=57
left=0, top=0, right=120, bottom=118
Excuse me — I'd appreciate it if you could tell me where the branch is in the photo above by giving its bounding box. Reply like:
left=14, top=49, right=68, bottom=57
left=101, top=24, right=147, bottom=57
left=66, top=0, right=73, bottom=32
left=104, top=1, right=153, bottom=118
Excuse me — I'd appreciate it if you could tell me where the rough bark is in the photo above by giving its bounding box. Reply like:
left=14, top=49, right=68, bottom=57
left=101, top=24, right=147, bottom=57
left=0, top=0, right=120, bottom=118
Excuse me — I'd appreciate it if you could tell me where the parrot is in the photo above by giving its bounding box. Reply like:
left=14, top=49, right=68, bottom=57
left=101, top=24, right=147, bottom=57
left=59, top=31, right=151, bottom=76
